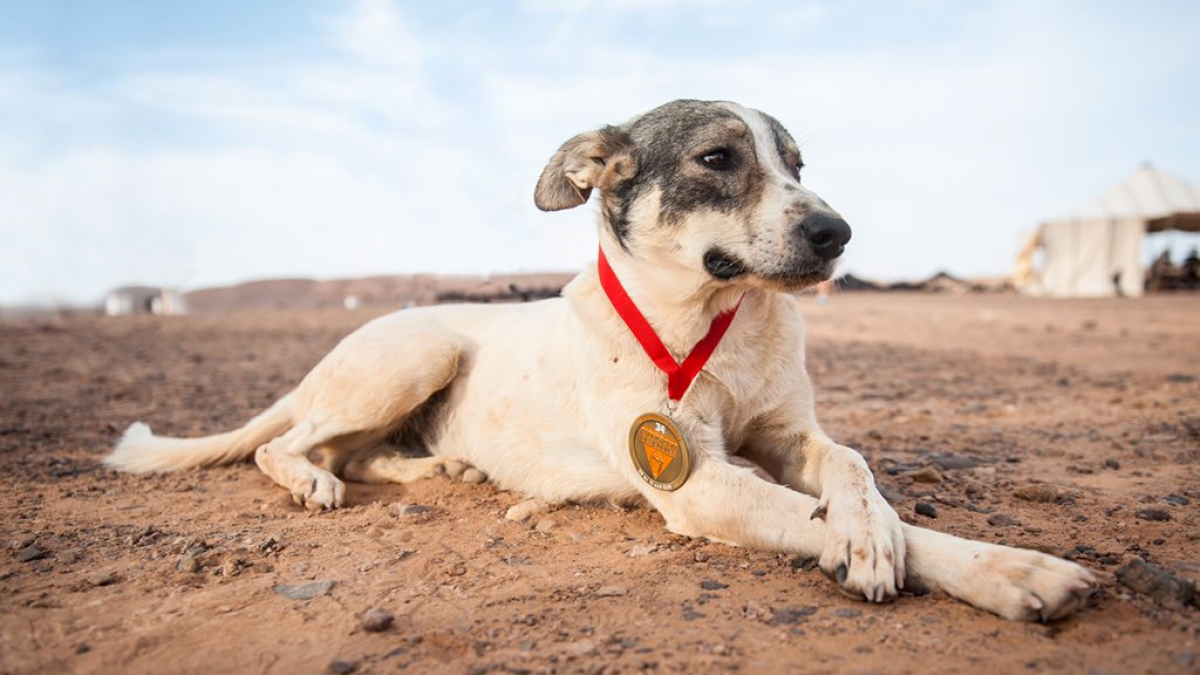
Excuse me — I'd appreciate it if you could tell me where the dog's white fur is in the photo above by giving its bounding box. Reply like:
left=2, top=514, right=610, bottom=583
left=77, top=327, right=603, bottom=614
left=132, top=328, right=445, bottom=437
left=106, top=101, right=1095, bottom=621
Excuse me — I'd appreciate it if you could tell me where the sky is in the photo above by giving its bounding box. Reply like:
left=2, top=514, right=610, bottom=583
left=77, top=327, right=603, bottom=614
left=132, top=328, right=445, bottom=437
left=1, top=0, right=1198, bottom=306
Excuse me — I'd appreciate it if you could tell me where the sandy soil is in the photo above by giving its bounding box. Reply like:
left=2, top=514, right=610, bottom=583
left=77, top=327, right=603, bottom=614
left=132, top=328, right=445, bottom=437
left=1, top=292, right=1197, bottom=675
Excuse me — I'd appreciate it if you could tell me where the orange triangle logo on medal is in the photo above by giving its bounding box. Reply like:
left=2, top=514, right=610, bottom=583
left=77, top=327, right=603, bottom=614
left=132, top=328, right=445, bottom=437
left=640, top=427, right=678, bottom=479
left=646, top=448, right=673, bottom=478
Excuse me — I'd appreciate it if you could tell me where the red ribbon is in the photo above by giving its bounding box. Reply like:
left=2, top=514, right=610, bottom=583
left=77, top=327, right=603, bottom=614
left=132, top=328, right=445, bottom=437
left=597, top=247, right=744, bottom=402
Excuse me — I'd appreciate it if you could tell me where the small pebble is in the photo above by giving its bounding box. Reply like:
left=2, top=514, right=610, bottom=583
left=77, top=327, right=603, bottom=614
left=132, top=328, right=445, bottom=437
left=176, top=554, right=199, bottom=573
left=1115, top=558, right=1195, bottom=608
left=87, top=571, right=119, bottom=587
left=1104, top=458, right=1121, bottom=470
left=397, top=504, right=431, bottom=516
left=16, top=545, right=47, bottom=563
left=833, top=608, right=862, bottom=618
left=1163, top=494, right=1190, bottom=506
left=1135, top=508, right=1171, bottom=522
left=273, top=580, right=335, bottom=601
left=915, top=501, right=938, bottom=518
left=700, top=579, right=729, bottom=590
left=361, top=608, right=394, bottom=632
left=1013, top=484, right=1058, bottom=503
left=328, top=659, right=357, bottom=674
left=628, top=544, right=657, bottom=557
left=904, top=467, right=944, bottom=484
left=534, top=518, right=556, bottom=533
left=987, top=514, right=1020, bottom=527
left=595, top=585, right=628, bottom=597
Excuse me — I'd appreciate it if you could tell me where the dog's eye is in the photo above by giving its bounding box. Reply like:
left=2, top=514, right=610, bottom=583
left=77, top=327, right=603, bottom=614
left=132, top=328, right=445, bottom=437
left=700, top=150, right=731, bottom=170
left=793, top=162, right=804, bottom=180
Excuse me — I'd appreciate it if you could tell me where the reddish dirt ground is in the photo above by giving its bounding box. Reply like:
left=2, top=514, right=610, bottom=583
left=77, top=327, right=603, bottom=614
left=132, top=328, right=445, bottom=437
left=1, top=292, right=1197, bottom=675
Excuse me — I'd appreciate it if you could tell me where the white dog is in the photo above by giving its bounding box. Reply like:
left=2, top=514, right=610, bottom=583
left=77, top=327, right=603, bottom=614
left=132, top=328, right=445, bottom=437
left=106, top=100, right=1095, bottom=621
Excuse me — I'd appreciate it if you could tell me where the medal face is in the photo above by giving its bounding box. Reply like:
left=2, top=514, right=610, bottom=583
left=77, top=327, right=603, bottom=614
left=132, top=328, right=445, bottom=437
left=629, top=413, right=690, bottom=491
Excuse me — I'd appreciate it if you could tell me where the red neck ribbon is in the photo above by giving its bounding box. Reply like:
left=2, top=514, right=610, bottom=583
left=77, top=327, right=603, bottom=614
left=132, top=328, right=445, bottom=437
left=597, top=247, right=744, bottom=402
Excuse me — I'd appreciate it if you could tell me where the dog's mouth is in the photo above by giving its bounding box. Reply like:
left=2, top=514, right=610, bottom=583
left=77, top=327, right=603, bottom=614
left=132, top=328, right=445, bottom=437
left=704, top=247, right=835, bottom=290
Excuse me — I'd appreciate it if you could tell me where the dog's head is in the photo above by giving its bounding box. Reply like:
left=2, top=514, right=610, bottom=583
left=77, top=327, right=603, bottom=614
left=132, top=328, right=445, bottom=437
left=535, top=99, right=850, bottom=291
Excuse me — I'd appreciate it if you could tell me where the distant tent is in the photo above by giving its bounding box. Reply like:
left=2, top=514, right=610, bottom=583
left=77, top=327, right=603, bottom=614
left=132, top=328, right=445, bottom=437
left=1016, top=164, right=1200, bottom=297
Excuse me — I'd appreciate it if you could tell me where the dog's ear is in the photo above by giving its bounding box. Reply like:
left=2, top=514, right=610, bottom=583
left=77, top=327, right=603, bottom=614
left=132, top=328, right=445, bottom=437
left=534, top=126, right=637, bottom=212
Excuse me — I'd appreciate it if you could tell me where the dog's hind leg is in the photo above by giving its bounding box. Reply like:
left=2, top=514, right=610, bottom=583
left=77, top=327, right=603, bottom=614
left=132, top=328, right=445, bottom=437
left=254, top=421, right=349, bottom=511
left=253, top=325, right=464, bottom=510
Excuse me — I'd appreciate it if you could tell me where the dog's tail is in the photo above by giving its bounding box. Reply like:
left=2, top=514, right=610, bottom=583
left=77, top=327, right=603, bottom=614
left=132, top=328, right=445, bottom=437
left=103, top=392, right=296, bottom=473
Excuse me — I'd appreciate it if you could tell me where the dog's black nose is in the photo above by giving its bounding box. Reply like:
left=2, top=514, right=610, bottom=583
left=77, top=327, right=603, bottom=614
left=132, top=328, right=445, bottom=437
left=800, top=213, right=852, bottom=260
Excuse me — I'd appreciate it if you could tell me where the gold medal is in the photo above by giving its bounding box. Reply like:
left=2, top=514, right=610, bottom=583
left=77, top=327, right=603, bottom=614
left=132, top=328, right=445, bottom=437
left=629, top=413, right=691, bottom=491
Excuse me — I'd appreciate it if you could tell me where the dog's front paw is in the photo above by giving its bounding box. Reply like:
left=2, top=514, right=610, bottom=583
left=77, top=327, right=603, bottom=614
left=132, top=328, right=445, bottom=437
left=954, top=544, right=1096, bottom=621
left=816, top=491, right=906, bottom=602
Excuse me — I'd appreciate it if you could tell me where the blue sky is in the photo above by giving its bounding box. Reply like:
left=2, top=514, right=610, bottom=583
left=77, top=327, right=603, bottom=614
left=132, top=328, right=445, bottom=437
left=2, top=0, right=1198, bottom=305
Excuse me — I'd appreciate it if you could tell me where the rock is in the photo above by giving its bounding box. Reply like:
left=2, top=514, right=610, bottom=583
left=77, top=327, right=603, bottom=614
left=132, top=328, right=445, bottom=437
left=987, top=514, right=1020, bottom=527
left=904, top=467, right=944, bottom=484
left=1163, top=494, right=1190, bottom=506
left=915, top=501, right=938, bottom=519
left=1014, top=484, right=1058, bottom=503
left=16, top=545, right=47, bottom=563
left=1165, top=373, right=1195, bottom=383
left=700, top=580, right=729, bottom=590
left=56, top=549, right=80, bottom=565
left=328, top=659, right=357, bottom=674
left=176, top=554, right=200, bottom=573
left=534, top=518, right=556, bottom=533
left=273, top=580, right=335, bottom=601
left=929, top=454, right=981, bottom=471
left=1135, top=508, right=1171, bottom=522
left=595, top=585, right=628, bottom=597
left=87, top=571, right=120, bottom=587
left=460, top=468, right=487, bottom=484
left=361, top=608, right=394, bottom=632
left=1175, top=651, right=1196, bottom=668
left=1115, top=558, right=1195, bottom=609
left=833, top=608, right=861, bottom=618
left=628, top=544, right=657, bottom=557
left=396, top=504, right=431, bottom=516
left=1104, top=458, right=1121, bottom=470
left=769, top=606, right=819, bottom=625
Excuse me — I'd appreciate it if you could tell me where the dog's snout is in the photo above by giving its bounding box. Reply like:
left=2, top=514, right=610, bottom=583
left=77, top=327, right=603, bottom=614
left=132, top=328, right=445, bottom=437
left=800, top=213, right=852, bottom=260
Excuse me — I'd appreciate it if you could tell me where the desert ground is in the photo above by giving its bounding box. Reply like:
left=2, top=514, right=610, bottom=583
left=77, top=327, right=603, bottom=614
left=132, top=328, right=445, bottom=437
left=1, top=292, right=1197, bottom=675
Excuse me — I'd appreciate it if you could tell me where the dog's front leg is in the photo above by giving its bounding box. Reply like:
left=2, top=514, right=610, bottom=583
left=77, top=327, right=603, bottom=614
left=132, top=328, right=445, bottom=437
left=646, top=454, right=899, bottom=601
left=650, top=457, right=825, bottom=554
left=782, top=432, right=906, bottom=601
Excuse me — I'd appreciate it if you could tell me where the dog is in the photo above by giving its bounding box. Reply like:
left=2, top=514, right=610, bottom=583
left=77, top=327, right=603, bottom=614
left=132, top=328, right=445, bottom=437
left=105, top=99, right=1095, bottom=621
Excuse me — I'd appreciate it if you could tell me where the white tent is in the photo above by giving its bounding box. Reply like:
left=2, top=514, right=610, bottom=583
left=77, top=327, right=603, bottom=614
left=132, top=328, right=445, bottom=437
left=1016, top=164, right=1200, bottom=297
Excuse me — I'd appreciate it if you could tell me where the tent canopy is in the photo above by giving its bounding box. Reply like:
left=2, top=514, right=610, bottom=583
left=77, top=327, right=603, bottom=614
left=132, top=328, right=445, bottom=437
left=1019, top=164, right=1200, bottom=297
left=1047, top=163, right=1200, bottom=232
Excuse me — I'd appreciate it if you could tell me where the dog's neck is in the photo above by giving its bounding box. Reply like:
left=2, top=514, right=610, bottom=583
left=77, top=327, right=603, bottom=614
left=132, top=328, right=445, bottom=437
left=594, top=234, right=749, bottom=357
